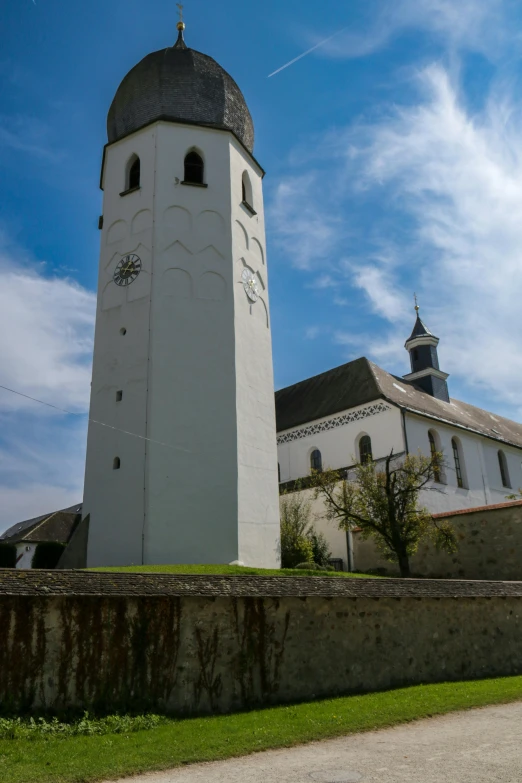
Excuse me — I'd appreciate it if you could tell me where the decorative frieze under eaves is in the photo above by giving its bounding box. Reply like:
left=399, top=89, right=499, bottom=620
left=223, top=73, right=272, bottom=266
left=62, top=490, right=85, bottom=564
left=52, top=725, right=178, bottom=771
left=276, top=402, right=392, bottom=445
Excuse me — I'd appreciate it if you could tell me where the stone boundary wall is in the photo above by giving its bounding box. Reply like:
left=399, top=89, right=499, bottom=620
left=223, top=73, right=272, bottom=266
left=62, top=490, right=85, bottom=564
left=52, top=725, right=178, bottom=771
left=1, top=571, right=522, bottom=715
left=353, top=502, right=522, bottom=580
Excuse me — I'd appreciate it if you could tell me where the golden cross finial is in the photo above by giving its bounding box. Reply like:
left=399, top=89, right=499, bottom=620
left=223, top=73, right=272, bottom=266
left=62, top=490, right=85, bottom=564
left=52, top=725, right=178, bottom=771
left=176, top=3, right=184, bottom=23
left=414, top=292, right=420, bottom=313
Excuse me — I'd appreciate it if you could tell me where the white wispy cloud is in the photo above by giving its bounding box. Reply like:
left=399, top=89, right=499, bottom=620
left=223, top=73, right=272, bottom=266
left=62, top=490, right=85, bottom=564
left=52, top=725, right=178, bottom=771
left=268, top=174, right=345, bottom=270
left=0, top=234, right=95, bottom=414
left=0, top=114, right=61, bottom=162
left=275, top=0, right=512, bottom=75
left=350, top=64, right=522, bottom=409
left=269, top=12, right=522, bottom=418
left=0, top=234, right=95, bottom=532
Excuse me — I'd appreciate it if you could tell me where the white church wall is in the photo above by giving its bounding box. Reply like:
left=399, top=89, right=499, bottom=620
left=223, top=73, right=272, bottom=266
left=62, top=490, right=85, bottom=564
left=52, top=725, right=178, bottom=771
left=15, top=543, right=36, bottom=569
left=85, top=126, right=155, bottom=567
left=144, top=122, right=239, bottom=565
left=482, top=440, right=522, bottom=497
left=404, top=413, right=522, bottom=514
left=229, top=138, right=280, bottom=568
left=277, top=401, right=404, bottom=484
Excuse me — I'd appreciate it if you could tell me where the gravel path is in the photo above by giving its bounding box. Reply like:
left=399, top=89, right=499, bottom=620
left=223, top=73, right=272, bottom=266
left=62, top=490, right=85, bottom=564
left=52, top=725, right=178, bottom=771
left=110, top=701, right=522, bottom=783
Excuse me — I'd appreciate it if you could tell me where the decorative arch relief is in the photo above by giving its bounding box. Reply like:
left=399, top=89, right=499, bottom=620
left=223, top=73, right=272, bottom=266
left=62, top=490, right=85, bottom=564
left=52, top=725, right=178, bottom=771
left=250, top=236, right=265, bottom=265
left=131, top=209, right=153, bottom=235
left=234, top=219, right=249, bottom=252
left=197, top=271, right=226, bottom=301
left=163, top=267, right=193, bottom=300
left=162, top=205, right=192, bottom=249
left=196, top=209, right=226, bottom=245
left=162, top=240, right=193, bottom=269
left=107, top=219, right=128, bottom=245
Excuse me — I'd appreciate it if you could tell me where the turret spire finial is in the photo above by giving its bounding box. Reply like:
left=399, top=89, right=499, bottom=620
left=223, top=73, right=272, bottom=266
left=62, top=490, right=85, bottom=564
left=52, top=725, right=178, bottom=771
left=174, top=3, right=187, bottom=48
left=414, top=292, right=420, bottom=314
left=176, top=3, right=185, bottom=30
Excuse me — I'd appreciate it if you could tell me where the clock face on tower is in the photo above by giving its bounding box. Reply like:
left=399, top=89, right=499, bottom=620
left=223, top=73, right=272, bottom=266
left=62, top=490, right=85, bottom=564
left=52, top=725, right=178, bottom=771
left=114, top=254, right=142, bottom=286
left=242, top=268, right=259, bottom=303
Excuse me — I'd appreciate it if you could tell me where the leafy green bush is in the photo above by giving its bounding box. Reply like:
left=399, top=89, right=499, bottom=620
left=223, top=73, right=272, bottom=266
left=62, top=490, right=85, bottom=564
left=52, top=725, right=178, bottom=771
left=0, top=712, right=166, bottom=741
left=280, top=491, right=314, bottom=568
left=0, top=543, right=17, bottom=568
left=31, top=542, right=66, bottom=570
left=309, top=530, right=332, bottom=567
left=280, top=488, right=332, bottom=569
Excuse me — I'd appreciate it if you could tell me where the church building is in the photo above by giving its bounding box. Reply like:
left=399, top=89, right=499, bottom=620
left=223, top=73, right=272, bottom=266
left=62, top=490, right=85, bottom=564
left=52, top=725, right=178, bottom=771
left=276, top=306, right=522, bottom=567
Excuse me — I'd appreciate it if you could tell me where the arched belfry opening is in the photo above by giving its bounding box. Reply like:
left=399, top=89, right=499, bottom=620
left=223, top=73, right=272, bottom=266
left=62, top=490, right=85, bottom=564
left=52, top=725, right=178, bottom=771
left=184, top=151, right=204, bottom=185
left=126, top=155, right=140, bottom=191
left=242, top=171, right=253, bottom=207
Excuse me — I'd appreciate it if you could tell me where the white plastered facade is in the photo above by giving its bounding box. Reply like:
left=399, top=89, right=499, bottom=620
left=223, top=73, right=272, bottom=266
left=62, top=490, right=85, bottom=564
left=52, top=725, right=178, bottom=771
left=84, top=121, right=280, bottom=568
left=278, top=402, right=522, bottom=569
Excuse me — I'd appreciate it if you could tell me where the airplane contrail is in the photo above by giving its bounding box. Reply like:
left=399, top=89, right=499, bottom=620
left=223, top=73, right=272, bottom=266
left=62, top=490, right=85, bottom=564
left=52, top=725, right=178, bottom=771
left=268, top=25, right=349, bottom=78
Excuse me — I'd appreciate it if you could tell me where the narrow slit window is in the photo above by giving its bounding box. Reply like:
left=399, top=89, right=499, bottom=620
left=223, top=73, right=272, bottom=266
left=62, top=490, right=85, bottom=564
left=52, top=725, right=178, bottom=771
left=310, top=449, right=322, bottom=473
left=498, top=450, right=511, bottom=488
left=116, top=391, right=123, bottom=402
left=359, top=435, right=373, bottom=464
left=428, top=431, right=441, bottom=483
left=242, top=171, right=254, bottom=211
left=184, top=151, right=204, bottom=184
left=452, top=438, right=464, bottom=488
left=113, top=457, right=121, bottom=470
left=128, top=156, right=140, bottom=190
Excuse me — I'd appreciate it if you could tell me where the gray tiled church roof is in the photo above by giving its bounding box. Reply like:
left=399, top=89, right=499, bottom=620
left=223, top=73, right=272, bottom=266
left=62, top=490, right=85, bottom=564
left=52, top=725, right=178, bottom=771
left=107, top=34, right=254, bottom=152
left=275, top=357, right=522, bottom=449
left=1, top=505, right=82, bottom=544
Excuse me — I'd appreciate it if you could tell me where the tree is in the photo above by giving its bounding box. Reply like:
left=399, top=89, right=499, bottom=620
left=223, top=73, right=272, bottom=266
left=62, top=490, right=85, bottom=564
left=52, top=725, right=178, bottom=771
left=311, top=450, right=457, bottom=578
left=279, top=487, right=332, bottom=569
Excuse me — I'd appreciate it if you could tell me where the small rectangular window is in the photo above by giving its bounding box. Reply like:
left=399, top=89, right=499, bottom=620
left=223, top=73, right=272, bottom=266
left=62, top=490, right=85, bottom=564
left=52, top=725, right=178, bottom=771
left=116, top=391, right=123, bottom=402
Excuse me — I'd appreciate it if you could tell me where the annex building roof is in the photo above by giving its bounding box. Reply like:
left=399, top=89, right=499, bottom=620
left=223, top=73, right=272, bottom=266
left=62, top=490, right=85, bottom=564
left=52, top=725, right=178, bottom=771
left=0, top=504, right=82, bottom=545
left=275, top=357, right=522, bottom=450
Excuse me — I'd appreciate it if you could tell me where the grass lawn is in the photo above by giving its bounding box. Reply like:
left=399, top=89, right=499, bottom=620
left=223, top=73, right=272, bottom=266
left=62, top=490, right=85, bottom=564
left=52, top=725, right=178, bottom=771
left=1, top=677, right=522, bottom=783
left=88, top=563, right=379, bottom=577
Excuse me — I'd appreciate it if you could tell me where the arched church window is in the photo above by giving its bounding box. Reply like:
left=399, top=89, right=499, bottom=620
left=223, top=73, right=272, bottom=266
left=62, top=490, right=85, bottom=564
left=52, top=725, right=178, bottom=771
left=242, top=171, right=254, bottom=209
left=498, top=450, right=511, bottom=488
left=428, top=430, right=442, bottom=483
left=127, top=155, right=140, bottom=190
left=451, top=438, right=465, bottom=488
left=310, top=449, right=323, bottom=473
left=113, top=457, right=121, bottom=470
left=184, top=151, right=204, bottom=185
left=359, top=435, right=373, bottom=464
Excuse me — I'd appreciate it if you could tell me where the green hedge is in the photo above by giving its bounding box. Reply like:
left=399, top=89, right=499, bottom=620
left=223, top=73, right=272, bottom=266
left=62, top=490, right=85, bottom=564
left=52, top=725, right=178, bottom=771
left=32, top=542, right=66, bottom=570
left=0, top=544, right=16, bottom=568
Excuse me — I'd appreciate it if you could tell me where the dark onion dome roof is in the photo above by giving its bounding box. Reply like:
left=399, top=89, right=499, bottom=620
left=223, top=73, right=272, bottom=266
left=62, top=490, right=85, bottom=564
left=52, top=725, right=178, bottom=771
left=107, top=29, right=254, bottom=152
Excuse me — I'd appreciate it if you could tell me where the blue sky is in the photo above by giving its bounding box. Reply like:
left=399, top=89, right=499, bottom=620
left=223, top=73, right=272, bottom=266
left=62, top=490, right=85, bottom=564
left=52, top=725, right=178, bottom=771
left=1, top=0, right=522, bottom=529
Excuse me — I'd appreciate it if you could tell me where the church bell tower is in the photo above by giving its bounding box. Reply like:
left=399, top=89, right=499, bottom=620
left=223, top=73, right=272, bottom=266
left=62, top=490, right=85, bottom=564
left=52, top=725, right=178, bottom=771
left=83, top=22, right=280, bottom=568
left=403, top=302, right=450, bottom=403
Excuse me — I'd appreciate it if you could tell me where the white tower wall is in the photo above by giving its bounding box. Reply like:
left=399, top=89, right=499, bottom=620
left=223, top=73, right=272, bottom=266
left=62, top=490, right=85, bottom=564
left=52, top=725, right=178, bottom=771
left=84, top=121, right=280, bottom=568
